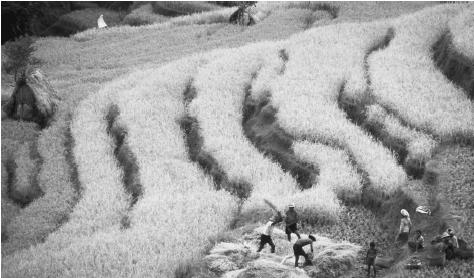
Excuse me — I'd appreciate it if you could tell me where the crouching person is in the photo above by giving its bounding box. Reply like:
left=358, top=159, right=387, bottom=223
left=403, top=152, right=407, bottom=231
left=408, top=230, right=424, bottom=252
left=257, top=217, right=277, bottom=253
left=293, top=235, right=316, bottom=267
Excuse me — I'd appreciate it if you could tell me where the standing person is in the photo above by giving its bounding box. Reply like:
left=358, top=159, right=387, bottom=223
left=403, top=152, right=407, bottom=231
left=257, top=217, right=277, bottom=253
left=408, top=230, right=424, bottom=252
left=293, top=235, right=316, bottom=267
left=366, top=241, right=378, bottom=278
left=396, top=209, right=412, bottom=245
left=285, top=203, right=301, bottom=242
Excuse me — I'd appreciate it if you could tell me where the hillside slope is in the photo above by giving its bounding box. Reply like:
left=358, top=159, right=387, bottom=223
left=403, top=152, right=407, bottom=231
left=2, top=2, right=472, bottom=278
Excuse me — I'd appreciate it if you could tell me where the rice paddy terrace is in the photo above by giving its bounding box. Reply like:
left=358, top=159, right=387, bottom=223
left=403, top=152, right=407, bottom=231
left=1, top=2, right=473, bottom=278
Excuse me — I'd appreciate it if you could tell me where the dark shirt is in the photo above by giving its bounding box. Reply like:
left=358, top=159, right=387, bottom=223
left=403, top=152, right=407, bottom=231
left=285, top=210, right=298, bottom=225
left=295, top=238, right=312, bottom=247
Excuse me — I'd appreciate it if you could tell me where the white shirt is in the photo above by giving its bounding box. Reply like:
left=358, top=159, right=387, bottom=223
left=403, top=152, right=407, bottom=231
left=262, top=221, right=274, bottom=236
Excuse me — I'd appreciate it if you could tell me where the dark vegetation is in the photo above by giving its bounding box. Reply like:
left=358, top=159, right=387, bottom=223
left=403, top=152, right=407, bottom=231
left=241, top=57, right=319, bottom=191
left=2, top=36, right=41, bottom=81
left=42, top=8, right=125, bottom=37
left=287, top=2, right=340, bottom=19
left=229, top=1, right=257, bottom=26
left=5, top=145, right=43, bottom=207
left=337, top=27, right=425, bottom=178
left=242, top=89, right=319, bottom=190
left=432, top=32, right=474, bottom=100
left=105, top=104, right=142, bottom=228
left=1, top=2, right=133, bottom=43
left=179, top=83, right=253, bottom=200
left=64, top=115, right=82, bottom=200
left=151, top=1, right=218, bottom=17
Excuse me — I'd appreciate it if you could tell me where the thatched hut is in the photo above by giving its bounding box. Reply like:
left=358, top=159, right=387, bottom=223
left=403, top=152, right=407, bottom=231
left=3, top=68, right=60, bottom=128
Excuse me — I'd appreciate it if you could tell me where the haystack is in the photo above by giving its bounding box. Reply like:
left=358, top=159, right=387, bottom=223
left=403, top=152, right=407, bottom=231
left=205, top=225, right=360, bottom=278
left=3, top=68, right=60, bottom=128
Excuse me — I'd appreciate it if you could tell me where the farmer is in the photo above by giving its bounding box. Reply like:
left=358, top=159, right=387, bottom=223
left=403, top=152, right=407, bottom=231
left=257, top=216, right=277, bottom=253
left=408, top=230, right=424, bottom=252
left=285, top=203, right=301, bottom=242
left=293, top=235, right=316, bottom=267
left=442, top=228, right=459, bottom=260
left=396, top=209, right=412, bottom=245
left=366, top=241, right=378, bottom=278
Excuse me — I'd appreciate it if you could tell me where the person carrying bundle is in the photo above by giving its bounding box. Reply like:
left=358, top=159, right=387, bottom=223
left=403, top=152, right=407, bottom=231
left=285, top=203, right=301, bottom=242
left=293, top=235, right=316, bottom=267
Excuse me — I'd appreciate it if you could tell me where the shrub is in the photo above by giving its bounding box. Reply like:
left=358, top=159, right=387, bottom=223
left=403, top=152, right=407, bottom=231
left=151, top=1, right=220, bottom=17
left=2, top=36, right=42, bottom=81
left=122, top=4, right=169, bottom=26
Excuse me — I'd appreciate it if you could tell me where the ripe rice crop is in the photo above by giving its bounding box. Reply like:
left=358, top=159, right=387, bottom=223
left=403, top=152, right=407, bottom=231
left=293, top=141, right=362, bottom=202
left=2, top=56, right=237, bottom=278
left=38, top=85, right=130, bottom=248
left=449, top=6, right=474, bottom=59
left=368, top=5, right=473, bottom=139
left=365, top=104, right=437, bottom=162
left=2, top=114, right=79, bottom=255
left=268, top=21, right=407, bottom=193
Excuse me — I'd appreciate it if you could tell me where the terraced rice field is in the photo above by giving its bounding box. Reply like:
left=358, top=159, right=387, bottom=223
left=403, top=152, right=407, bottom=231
left=2, top=2, right=473, bottom=278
